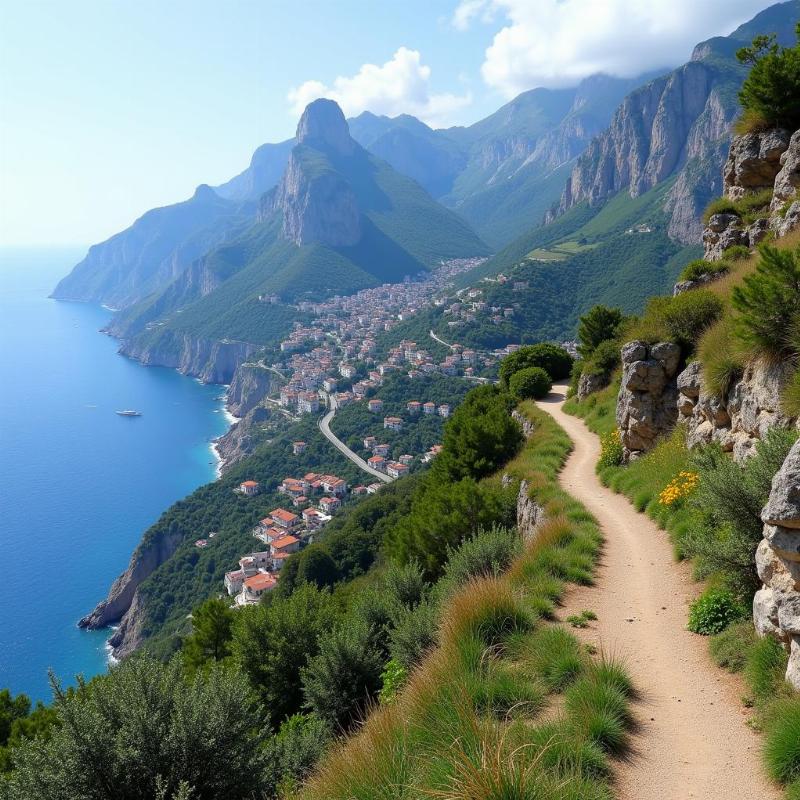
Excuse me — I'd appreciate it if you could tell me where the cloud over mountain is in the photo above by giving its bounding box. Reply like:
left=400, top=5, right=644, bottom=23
left=454, top=0, right=776, bottom=96
left=287, top=47, right=472, bottom=127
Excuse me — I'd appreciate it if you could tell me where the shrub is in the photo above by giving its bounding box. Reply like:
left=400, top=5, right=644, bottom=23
left=302, top=620, right=384, bottom=732
left=577, top=305, right=624, bottom=359
left=763, top=699, right=800, bottom=784
left=687, top=587, right=746, bottom=635
left=499, top=343, right=573, bottom=387
left=709, top=621, right=758, bottom=673
left=781, top=367, right=800, bottom=417
left=584, top=339, right=620, bottom=380
left=564, top=676, right=630, bottom=754
left=263, top=714, right=331, bottom=797
left=631, top=290, right=724, bottom=351
left=598, top=429, right=623, bottom=469
left=679, top=259, right=730, bottom=283
left=379, top=658, right=408, bottom=705
left=509, top=366, right=552, bottom=400
left=389, top=600, right=439, bottom=670
left=723, top=244, right=751, bottom=261
left=732, top=244, right=800, bottom=359
left=736, top=23, right=800, bottom=131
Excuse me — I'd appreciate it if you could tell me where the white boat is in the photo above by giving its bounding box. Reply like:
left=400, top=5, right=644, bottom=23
left=116, top=410, right=142, bottom=417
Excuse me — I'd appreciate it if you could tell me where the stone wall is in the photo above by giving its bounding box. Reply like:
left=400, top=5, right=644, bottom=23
left=616, top=341, right=681, bottom=462
left=753, top=439, right=800, bottom=689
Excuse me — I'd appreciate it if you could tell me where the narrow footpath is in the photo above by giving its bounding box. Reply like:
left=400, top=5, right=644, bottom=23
left=536, top=385, right=780, bottom=800
left=318, top=394, right=393, bottom=483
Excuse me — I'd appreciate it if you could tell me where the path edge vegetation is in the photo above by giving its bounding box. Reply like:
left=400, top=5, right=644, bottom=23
left=300, top=402, right=637, bottom=800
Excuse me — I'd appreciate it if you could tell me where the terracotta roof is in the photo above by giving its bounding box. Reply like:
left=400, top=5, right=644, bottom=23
left=271, top=508, right=299, bottom=523
left=244, top=572, right=276, bottom=591
left=272, top=534, right=299, bottom=550
left=241, top=480, right=259, bottom=487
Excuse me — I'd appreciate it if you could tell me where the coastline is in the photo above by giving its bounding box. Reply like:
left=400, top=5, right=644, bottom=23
left=210, top=387, right=240, bottom=479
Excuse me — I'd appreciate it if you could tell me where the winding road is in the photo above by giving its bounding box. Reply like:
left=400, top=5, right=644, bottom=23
left=536, top=385, right=779, bottom=800
left=318, top=394, right=393, bottom=484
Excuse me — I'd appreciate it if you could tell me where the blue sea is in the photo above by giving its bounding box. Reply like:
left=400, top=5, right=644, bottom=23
left=0, top=248, right=229, bottom=701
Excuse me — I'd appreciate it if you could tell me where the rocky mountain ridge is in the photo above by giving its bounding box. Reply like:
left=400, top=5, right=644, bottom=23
left=551, top=2, right=800, bottom=245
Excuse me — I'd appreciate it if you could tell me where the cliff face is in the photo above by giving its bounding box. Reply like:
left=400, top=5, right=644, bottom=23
left=119, top=330, right=257, bottom=384
left=52, top=185, right=253, bottom=309
left=704, top=127, right=800, bottom=259
left=265, top=99, right=362, bottom=248
left=555, top=59, right=735, bottom=244
left=79, top=528, right=182, bottom=634
left=227, top=363, right=283, bottom=416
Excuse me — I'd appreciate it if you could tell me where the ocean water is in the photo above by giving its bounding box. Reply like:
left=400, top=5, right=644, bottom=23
left=0, top=248, right=229, bottom=701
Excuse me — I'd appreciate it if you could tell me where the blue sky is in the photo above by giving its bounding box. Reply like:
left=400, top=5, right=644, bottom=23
left=0, top=0, right=776, bottom=247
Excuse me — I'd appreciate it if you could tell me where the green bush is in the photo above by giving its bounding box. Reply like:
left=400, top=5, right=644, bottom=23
left=723, top=244, right=752, bottom=261
left=631, top=289, right=724, bottom=351
left=577, top=305, right=624, bottom=359
left=687, top=587, right=746, bottom=635
left=732, top=244, right=800, bottom=359
left=598, top=429, right=623, bottom=469
left=499, top=343, right=573, bottom=387
left=584, top=339, right=620, bottom=380
left=698, top=316, right=745, bottom=398
left=389, top=599, right=439, bottom=669
left=509, top=366, right=552, bottom=400
left=736, top=23, right=800, bottom=131
left=764, top=699, right=800, bottom=784
left=378, top=658, right=408, bottom=704
left=679, top=259, right=730, bottom=282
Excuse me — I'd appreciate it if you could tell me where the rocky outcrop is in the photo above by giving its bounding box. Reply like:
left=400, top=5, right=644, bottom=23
left=723, top=128, right=790, bottom=200
left=677, top=358, right=795, bottom=462
left=266, top=99, right=362, bottom=247
left=576, top=371, right=607, bottom=401
left=119, top=330, right=256, bottom=384
left=555, top=58, right=734, bottom=244
left=214, top=406, right=273, bottom=472
left=511, top=409, right=535, bottom=439
left=227, top=363, right=282, bottom=417
left=616, top=341, right=681, bottom=462
left=517, top=479, right=546, bottom=545
left=672, top=269, right=727, bottom=296
left=79, top=528, right=182, bottom=635
left=703, top=127, right=800, bottom=260
left=753, top=439, right=800, bottom=690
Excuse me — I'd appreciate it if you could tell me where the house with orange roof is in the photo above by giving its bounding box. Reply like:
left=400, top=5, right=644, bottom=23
left=319, top=496, right=341, bottom=514
left=240, top=572, right=277, bottom=603
left=239, top=480, right=260, bottom=496
left=270, top=508, right=299, bottom=529
left=292, top=441, right=307, bottom=455
left=270, top=534, right=300, bottom=555
left=367, top=455, right=386, bottom=471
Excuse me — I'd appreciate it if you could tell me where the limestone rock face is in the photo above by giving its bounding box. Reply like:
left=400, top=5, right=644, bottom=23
left=702, top=127, right=800, bottom=259
left=516, top=480, right=545, bottom=544
left=676, top=358, right=795, bottom=463
left=754, top=438, right=800, bottom=690
left=723, top=128, right=790, bottom=200
left=227, top=363, right=281, bottom=417
left=772, top=129, right=800, bottom=211
left=616, top=341, right=681, bottom=461
left=577, top=371, right=606, bottom=401
left=763, top=439, right=800, bottom=529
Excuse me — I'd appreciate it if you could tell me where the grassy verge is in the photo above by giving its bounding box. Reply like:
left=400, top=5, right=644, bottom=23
left=301, top=404, right=635, bottom=800
left=563, top=381, right=619, bottom=438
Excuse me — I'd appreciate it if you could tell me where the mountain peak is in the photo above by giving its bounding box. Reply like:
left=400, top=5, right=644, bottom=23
left=296, top=98, right=354, bottom=156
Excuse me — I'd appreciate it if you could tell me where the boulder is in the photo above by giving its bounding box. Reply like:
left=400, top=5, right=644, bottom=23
left=676, top=361, right=702, bottom=399
left=723, top=128, right=790, bottom=200
left=773, top=200, right=800, bottom=239
left=753, top=587, right=782, bottom=638
left=778, top=594, right=800, bottom=636
left=764, top=524, right=800, bottom=562
left=745, top=217, right=771, bottom=247
left=762, top=439, right=800, bottom=529
left=771, top=129, right=800, bottom=211
left=577, top=371, right=606, bottom=402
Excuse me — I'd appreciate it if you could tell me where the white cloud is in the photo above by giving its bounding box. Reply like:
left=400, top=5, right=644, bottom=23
left=454, top=0, right=775, bottom=96
left=287, top=47, right=472, bottom=127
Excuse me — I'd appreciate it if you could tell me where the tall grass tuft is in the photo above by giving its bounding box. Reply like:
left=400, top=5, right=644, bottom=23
left=763, top=699, right=800, bottom=784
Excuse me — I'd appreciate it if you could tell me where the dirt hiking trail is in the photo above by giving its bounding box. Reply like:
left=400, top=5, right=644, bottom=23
left=536, top=385, right=779, bottom=800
